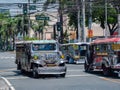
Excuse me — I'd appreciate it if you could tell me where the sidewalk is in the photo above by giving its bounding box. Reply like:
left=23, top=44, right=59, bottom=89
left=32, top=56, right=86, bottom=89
left=0, top=77, right=9, bottom=90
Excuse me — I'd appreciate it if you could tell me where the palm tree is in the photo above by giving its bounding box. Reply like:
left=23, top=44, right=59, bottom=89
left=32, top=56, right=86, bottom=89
left=31, top=13, right=48, bottom=40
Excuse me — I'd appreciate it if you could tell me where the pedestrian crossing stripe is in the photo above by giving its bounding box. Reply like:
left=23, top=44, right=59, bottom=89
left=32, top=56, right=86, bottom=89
left=0, top=57, right=15, bottom=59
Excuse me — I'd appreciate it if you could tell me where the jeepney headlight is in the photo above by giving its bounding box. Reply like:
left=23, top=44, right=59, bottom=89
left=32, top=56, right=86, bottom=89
left=33, top=55, right=39, bottom=60
left=61, top=55, right=65, bottom=59
left=59, top=60, right=65, bottom=66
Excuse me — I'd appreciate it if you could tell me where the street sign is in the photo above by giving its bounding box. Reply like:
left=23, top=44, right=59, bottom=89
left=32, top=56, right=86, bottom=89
left=35, top=15, right=49, bottom=20
left=88, top=29, right=93, bottom=38
left=29, top=5, right=36, bottom=10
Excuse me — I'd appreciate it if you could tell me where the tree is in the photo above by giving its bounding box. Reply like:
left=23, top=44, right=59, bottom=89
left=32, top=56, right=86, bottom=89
left=0, top=13, right=21, bottom=50
left=43, top=0, right=76, bottom=43
left=31, top=13, right=48, bottom=39
left=0, top=13, right=11, bottom=50
left=91, top=0, right=119, bottom=35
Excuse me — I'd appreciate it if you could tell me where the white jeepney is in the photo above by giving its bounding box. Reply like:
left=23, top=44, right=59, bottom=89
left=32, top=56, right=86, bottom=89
left=15, top=40, right=67, bottom=78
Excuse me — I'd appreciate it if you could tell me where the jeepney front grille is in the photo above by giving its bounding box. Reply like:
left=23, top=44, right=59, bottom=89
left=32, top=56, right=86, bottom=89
left=46, top=64, right=57, bottom=67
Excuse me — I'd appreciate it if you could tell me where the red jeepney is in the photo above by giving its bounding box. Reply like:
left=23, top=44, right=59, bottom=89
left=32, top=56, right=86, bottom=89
left=84, top=37, right=120, bottom=77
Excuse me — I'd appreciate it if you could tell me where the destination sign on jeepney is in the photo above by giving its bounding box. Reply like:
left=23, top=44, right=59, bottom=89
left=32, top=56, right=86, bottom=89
left=112, top=44, right=120, bottom=50
left=73, top=45, right=78, bottom=50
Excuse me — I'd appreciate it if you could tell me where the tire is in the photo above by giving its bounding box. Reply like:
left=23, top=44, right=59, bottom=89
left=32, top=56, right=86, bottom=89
left=84, top=61, right=89, bottom=72
left=118, top=72, right=120, bottom=78
left=60, top=73, right=66, bottom=78
left=102, top=65, right=111, bottom=76
left=17, top=63, right=21, bottom=70
left=21, top=69, right=26, bottom=74
left=32, top=66, right=39, bottom=78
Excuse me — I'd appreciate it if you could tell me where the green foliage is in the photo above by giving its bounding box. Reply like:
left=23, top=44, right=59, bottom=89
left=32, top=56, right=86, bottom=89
left=23, top=36, right=38, bottom=40
left=68, top=12, right=77, bottom=30
left=92, top=0, right=118, bottom=35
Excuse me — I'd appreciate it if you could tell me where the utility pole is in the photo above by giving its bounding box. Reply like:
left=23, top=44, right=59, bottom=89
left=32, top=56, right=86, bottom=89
left=88, top=0, right=92, bottom=42
left=23, top=3, right=28, bottom=38
left=82, top=0, right=86, bottom=42
left=105, top=0, right=108, bottom=38
left=58, top=0, right=63, bottom=44
left=118, top=14, right=120, bottom=36
left=77, top=0, right=81, bottom=42
left=28, top=0, right=30, bottom=37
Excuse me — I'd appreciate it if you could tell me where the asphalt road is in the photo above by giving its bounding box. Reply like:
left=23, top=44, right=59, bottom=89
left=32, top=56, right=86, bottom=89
left=0, top=52, right=120, bottom=90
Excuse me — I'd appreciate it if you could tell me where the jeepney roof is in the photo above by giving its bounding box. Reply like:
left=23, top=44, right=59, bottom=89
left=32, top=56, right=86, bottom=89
left=60, top=42, right=89, bottom=46
left=91, top=37, right=120, bottom=44
left=76, top=42, right=90, bottom=45
left=15, top=40, right=57, bottom=44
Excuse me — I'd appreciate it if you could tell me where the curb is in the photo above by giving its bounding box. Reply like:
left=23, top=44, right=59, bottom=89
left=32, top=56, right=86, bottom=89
left=1, top=77, right=15, bottom=90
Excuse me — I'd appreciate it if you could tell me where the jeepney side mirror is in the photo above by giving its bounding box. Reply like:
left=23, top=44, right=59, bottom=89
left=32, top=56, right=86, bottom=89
left=59, top=51, right=65, bottom=59
left=61, top=55, right=65, bottom=59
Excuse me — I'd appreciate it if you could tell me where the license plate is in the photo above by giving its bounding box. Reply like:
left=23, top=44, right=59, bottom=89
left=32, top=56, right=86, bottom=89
left=47, top=64, right=56, bottom=67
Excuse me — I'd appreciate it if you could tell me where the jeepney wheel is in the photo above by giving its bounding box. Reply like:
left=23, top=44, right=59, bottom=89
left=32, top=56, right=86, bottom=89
left=60, top=73, right=66, bottom=78
left=102, top=65, right=111, bottom=76
left=84, top=61, right=89, bottom=72
left=33, top=66, right=39, bottom=78
left=118, top=72, right=120, bottom=78
left=17, top=63, right=21, bottom=70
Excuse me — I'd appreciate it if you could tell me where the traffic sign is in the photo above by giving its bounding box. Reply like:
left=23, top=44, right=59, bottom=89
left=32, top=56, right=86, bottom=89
left=29, top=5, right=36, bottom=10
left=88, top=30, right=93, bottom=38
left=35, top=15, right=49, bottom=20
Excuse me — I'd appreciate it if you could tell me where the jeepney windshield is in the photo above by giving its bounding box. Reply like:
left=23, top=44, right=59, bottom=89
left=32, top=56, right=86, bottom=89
left=32, top=43, right=56, bottom=51
left=79, top=45, right=87, bottom=56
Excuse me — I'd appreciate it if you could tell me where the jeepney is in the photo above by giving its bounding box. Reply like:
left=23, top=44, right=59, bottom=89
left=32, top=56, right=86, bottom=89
left=15, top=40, right=67, bottom=78
left=84, top=37, right=120, bottom=77
left=60, top=42, right=89, bottom=64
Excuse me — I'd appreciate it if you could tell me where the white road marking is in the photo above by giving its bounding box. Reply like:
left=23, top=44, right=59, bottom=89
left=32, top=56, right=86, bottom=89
left=1, top=77, right=15, bottom=90
left=66, top=74, right=93, bottom=77
left=67, top=69, right=84, bottom=72
left=6, top=76, right=29, bottom=80
left=0, top=68, right=17, bottom=73
left=5, top=74, right=92, bottom=80
left=0, top=57, right=15, bottom=59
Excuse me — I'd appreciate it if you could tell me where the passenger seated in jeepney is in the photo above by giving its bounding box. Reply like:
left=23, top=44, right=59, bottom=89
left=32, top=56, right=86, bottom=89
left=44, top=44, right=56, bottom=50
left=33, top=45, right=39, bottom=51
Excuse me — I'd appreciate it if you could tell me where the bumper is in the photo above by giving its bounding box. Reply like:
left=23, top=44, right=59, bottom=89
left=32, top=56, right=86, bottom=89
left=111, top=64, right=120, bottom=77
left=37, top=66, right=67, bottom=75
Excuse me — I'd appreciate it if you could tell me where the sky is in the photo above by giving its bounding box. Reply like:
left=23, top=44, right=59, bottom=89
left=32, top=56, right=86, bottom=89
left=0, top=0, right=28, bottom=3
left=0, top=0, right=58, bottom=16
left=0, top=0, right=45, bottom=16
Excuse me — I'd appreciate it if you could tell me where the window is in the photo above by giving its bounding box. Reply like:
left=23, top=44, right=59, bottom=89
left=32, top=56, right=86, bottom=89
left=101, top=44, right=108, bottom=52
left=32, top=43, right=56, bottom=51
left=16, top=44, right=25, bottom=52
